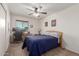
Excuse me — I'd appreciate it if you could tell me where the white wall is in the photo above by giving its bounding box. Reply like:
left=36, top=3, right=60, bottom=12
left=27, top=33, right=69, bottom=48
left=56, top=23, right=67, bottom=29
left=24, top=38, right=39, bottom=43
left=41, top=4, right=79, bottom=54
left=10, top=14, right=39, bottom=34
left=0, top=4, right=10, bottom=55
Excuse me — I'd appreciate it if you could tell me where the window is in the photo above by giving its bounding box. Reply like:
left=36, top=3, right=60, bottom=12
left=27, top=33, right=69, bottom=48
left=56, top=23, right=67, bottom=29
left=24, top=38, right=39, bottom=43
left=16, top=20, right=29, bottom=31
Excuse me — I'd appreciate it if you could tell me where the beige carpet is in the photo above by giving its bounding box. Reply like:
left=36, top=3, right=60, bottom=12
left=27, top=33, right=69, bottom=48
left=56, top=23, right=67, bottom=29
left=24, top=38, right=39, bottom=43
left=4, top=42, right=79, bottom=56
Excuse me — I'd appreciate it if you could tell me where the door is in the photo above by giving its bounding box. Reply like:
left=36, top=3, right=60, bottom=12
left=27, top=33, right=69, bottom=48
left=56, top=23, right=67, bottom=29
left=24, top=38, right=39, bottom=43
left=0, top=4, right=6, bottom=55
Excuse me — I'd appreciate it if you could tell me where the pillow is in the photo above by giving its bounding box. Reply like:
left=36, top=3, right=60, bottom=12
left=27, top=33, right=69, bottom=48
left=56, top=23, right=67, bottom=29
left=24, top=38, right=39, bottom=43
left=43, top=31, right=60, bottom=43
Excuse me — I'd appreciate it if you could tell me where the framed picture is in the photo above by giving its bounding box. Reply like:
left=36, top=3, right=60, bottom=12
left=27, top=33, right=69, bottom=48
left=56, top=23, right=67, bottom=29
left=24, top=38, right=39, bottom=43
left=45, top=22, right=48, bottom=27
left=51, top=19, right=56, bottom=27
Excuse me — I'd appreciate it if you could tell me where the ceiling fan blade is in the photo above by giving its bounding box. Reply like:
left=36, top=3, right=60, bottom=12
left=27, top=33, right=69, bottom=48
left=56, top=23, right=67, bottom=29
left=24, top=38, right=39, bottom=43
left=28, top=13, right=33, bottom=15
left=40, top=12, right=47, bottom=14
left=25, top=7, right=34, bottom=11
left=39, top=6, right=42, bottom=10
left=21, top=4, right=34, bottom=11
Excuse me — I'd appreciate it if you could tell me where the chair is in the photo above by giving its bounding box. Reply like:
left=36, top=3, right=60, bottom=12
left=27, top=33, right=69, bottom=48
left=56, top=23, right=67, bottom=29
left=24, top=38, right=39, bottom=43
left=14, top=29, right=23, bottom=42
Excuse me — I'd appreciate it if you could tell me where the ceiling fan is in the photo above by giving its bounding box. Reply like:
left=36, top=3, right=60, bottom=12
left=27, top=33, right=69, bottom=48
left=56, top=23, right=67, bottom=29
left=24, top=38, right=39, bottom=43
left=26, top=6, right=47, bottom=17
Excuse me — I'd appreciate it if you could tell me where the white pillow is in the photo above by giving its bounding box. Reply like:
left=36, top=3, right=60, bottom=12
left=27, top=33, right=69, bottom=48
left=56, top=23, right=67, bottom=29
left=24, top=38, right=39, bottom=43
left=43, top=32, right=60, bottom=43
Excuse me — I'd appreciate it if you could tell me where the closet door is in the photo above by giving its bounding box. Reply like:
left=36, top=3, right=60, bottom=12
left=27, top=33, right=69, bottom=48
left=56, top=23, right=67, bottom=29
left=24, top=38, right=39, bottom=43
left=0, top=4, right=6, bottom=55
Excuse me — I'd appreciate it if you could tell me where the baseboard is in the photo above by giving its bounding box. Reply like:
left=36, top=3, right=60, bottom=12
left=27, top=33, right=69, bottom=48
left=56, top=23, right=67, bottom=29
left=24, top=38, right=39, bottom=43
left=64, top=47, right=79, bottom=55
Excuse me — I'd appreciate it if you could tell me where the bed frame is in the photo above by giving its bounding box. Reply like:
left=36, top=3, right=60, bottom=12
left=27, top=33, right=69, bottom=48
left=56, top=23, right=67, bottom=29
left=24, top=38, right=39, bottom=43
left=46, top=30, right=63, bottom=48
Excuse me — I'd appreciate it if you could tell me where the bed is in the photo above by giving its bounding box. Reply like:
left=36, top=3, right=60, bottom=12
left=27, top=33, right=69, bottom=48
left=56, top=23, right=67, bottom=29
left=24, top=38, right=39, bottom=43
left=22, top=31, right=63, bottom=56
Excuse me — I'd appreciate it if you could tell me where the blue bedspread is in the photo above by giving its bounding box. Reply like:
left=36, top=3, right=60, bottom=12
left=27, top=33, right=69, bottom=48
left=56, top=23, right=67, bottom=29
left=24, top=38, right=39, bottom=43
left=22, top=35, right=58, bottom=56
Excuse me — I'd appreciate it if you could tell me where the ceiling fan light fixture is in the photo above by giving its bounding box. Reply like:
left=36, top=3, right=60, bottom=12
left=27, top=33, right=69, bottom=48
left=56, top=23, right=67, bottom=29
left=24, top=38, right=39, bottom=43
left=33, top=13, right=40, bottom=17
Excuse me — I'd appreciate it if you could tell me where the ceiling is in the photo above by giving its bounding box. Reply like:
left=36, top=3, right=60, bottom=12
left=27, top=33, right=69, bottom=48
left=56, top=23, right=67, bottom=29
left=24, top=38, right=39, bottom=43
left=7, top=3, right=75, bottom=19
